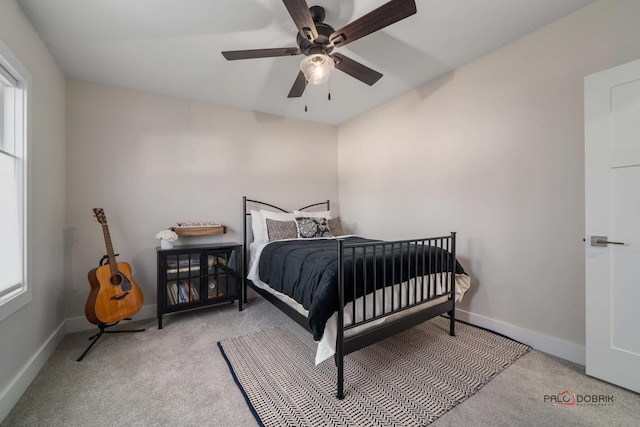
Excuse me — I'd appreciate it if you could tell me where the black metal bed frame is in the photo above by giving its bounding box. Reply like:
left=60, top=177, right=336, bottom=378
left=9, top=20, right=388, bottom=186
left=242, top=196, right=457, bottom=399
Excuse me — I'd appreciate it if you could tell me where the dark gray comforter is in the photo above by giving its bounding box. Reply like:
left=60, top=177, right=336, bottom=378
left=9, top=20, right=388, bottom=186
left=258, top=237, right=466, bottom=340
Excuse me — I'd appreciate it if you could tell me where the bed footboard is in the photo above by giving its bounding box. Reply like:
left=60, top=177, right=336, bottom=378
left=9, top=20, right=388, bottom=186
left=335, top=234, right=457, bottom=399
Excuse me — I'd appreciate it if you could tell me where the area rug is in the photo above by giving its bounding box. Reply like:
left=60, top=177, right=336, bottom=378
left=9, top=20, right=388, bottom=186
left=218, top=317, right=530, bottom=427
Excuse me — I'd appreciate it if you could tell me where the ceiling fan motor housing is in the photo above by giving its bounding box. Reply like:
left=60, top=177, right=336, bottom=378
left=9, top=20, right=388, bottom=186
left=297, top=22, right=335, bottom=54
left=296, top=7, right=335, bottom=56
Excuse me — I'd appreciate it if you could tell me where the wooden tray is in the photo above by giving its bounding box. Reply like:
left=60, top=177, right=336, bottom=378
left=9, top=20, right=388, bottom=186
left=172, top=226, right=225, bottom=236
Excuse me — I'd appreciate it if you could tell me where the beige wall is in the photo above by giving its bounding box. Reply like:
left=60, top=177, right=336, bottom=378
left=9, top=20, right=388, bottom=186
left=65, top=79, right=339, bottom=320
left=338, top=0, right=640, bottom=363
left=0, top=0, right=66, bottom=419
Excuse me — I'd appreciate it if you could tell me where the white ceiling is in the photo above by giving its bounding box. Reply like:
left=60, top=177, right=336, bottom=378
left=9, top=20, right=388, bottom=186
left=17, top=0, right=595, bottom=125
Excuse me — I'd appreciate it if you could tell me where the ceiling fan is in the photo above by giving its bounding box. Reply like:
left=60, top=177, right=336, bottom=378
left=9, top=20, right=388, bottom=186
left=221, top=0, right=417, bottom=98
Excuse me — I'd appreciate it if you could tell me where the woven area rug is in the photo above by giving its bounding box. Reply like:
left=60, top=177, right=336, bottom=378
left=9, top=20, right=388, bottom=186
left=218, top=317, right=530, bottom=427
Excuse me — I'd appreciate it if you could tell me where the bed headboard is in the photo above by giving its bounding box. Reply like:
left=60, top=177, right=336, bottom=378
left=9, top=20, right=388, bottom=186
left=242, top=196, right=330, bottom=243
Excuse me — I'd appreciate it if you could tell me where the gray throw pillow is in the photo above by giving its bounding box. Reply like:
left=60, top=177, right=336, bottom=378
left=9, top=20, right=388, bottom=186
left=266, top=219, right=298, bottom=241
left=327, top=217, right=343, bottom=236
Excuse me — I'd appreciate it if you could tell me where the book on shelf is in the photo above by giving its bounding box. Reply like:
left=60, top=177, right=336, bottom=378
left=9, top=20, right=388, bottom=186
left=166, top=258, right=200, bottom=272
left=167, top=282, right=178, bottom=305
left=166, top=266, right=200, bottom=274
left=190, top=284, right=200, bottom=301
left=177, top=282, right=189, bottom=303
left=167, top=260, right=200, bottom=268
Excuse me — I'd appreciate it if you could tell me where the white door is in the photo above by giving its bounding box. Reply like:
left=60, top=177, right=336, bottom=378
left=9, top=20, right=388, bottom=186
left=585, top=58, right=640, bottom=393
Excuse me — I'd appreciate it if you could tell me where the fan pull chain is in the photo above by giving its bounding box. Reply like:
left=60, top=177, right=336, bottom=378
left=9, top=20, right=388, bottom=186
left=305, top=90, right=308, bottom=112
left=328, top=77, right=331, bottom=101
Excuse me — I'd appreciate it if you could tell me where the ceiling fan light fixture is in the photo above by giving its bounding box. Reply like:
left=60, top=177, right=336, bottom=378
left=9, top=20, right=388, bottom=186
left=300, top=53, right=335, bottom=85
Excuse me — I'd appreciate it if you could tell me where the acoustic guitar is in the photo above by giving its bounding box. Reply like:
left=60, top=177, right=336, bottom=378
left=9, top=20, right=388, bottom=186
left=85, top=208, right=144, bottom=325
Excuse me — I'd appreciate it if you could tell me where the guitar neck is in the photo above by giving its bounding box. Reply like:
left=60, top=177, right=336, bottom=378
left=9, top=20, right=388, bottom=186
left=101, top=224, right=119, bottom=275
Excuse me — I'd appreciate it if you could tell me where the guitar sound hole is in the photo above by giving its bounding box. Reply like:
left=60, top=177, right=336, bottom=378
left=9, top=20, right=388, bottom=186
left=110, top=274, right=132, bottom=291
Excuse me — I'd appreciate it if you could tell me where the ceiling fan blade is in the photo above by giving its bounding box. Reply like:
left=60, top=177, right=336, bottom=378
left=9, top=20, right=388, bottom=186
left=222, top=47, right=301, bottom=61
left=282, top=0, right=318, bottom=42
left=287, top=71, right=307, bottom=98
left=329, top=0, right=417, bottom=48
left=332, top=53, right=383, bottom=86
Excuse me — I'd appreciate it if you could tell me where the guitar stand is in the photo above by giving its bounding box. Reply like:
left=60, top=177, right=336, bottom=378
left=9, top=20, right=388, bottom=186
left=76, top=319, right=145, bottom=361
left=77, top=253, right=145, bottom=361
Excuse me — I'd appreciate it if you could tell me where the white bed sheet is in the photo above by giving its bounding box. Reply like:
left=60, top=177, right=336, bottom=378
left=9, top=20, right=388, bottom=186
left=247, top=238, right=471, bottom=365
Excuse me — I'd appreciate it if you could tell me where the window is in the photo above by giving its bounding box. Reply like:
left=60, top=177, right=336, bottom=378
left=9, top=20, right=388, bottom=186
left=0, top=41, right=30, bottom=322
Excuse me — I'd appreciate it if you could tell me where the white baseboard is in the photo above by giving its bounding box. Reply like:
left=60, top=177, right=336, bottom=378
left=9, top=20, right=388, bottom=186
left=65, top=303, right=158, bottom=334
left=0, top=320, right=66, bottom=422
left=455, top=309, right=586, bottom=365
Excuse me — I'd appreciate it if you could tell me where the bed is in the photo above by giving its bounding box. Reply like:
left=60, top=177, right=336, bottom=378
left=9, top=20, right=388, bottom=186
left=242, top=197, right=471, bottom=399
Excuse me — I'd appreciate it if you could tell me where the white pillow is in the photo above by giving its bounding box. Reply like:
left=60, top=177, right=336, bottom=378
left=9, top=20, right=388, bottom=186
left=260, top=209, right=295, bottom=242
left=293, top=210, right=332, bottom=219
left=250, top=210, right=266, bottom=243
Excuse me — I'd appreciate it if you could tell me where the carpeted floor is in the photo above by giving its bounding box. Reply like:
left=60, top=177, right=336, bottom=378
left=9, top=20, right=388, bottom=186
left=2, top=295, right=639, bottom=426
left=219, top=317, right=531, bottom=426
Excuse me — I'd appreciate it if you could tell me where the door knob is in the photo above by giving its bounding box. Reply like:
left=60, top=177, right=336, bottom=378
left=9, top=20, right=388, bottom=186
left=590, top=236, right=625, bottom=247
